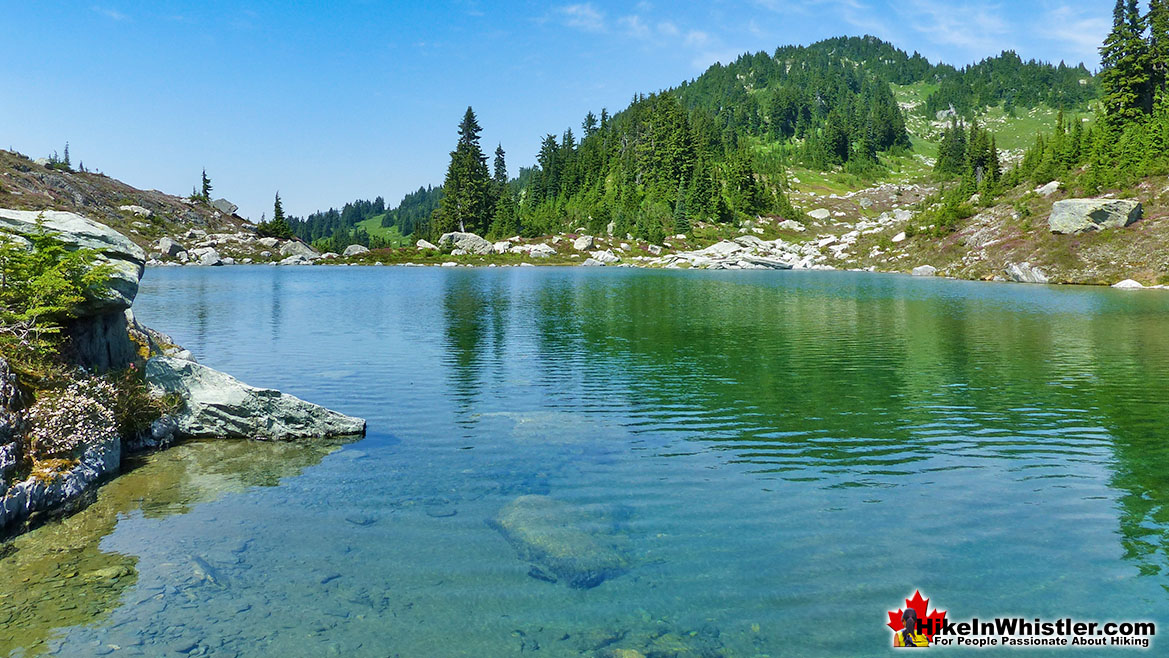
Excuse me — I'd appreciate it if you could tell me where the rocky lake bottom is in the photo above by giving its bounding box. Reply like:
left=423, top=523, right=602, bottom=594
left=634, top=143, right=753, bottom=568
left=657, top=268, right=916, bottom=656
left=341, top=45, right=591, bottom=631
left=2, top=266, right=1168, bottom=656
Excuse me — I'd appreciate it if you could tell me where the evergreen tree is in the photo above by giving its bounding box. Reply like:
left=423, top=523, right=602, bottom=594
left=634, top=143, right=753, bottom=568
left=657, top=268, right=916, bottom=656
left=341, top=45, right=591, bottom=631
left=1100, top=0, right=1151, bottom=124
left=493, top=144, right=508, bottom=185
left=257, top=192, right=294, bottom=239
left=200, top=169, right=212, bottom=201
left=1150, top=0, right=1169, bottom=109
left=63, top=142, right=70, bottom=169
left=436, top=107, right=492, bottom=235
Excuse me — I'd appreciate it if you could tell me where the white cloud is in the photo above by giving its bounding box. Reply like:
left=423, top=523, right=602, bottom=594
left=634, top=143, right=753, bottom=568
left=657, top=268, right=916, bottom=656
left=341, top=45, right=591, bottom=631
left=619, top=14, right=651, bottom=38
left=91, top=6, right=128, bottom=21
left=558, top=3, right=606, bottom=32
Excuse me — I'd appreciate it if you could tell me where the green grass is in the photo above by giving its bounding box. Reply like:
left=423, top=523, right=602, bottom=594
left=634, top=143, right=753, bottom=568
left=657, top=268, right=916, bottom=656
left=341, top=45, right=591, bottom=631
left=356, top=215, right=410, bottom=246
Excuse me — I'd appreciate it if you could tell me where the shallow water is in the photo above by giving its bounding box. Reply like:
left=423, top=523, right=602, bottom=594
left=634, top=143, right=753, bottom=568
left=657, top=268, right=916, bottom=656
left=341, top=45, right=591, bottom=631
left=4, top=266, right=1169, bottom=656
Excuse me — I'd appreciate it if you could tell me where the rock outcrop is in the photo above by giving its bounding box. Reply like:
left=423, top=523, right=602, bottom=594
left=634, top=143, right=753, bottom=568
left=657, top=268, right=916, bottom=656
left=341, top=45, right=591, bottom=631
left=342, top=244, right=370, bottom=257
left=0, top=433, right=121, bottom=532
left=491, top=495, right=628, bottom=589
left=278, top=240, right=320, bottom=260
left=912, top=265, right=937, bottom=277
left=145, top=357, right=366, bottom=440
left=1049, top=198, right=1142, bottom=234
left=437, top=232, right=493, bottom=255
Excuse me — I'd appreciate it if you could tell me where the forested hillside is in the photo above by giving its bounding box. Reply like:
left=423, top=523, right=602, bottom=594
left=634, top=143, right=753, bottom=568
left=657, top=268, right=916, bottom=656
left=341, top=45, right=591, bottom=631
left=304, top=35, right=1099, bottom=248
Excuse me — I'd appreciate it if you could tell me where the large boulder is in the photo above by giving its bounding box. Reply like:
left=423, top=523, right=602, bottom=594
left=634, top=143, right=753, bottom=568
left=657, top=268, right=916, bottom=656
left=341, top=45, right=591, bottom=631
left=211, top=198, right=239, bottom=215
left=1049, top=198, right=1141, bottom=234
left=437, top=232, right=493, bottom=255
left=573, top=235, right=595, bottom=251
left=342, top=244, right=370, bottom=257
left=590, top=250, right=620, bottom=264
left=912, top=265, right=937, bottom=277
left=156, top=236, right=186, bottom=257
left=416, top=239, right=439, bottom=250
left=145, top=356, right=366, bottom=440
left=491, top=495, right=628, bottom=589
left=528, top=243, right=557, bottom=258
left=279, top=240, right=320, bottom=259
left=1004, top=262, right=1049, bottom=284
left=0, top=209, right=145, bottom=314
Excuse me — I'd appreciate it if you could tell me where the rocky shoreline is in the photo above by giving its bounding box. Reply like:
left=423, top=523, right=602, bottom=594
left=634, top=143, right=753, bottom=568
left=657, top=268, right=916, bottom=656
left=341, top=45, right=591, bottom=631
left=0, top=209, right=366, bottom=538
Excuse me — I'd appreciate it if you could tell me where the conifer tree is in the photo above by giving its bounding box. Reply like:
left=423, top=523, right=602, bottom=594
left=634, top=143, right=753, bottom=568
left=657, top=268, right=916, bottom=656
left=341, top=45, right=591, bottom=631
left=1100, top=0, right=1151, bottom=123
left=436, top=107, right=491, bottom=235
left=493, top=144, right=508, bottom=186
left=201, top=169, right=212, bottom=201
left=1149, top=0, right=1169, bottom=109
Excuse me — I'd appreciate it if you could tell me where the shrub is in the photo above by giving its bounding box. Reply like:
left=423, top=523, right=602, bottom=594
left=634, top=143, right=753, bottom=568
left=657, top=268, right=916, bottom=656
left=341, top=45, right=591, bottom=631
left=26, top=378, right=118, bottom=459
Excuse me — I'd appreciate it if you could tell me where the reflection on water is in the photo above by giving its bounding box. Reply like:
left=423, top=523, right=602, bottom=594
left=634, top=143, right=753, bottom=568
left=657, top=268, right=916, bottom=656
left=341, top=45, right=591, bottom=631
left=0, top=439, right=342, bottom=656
left=3, top=267, right=1168, bottom=656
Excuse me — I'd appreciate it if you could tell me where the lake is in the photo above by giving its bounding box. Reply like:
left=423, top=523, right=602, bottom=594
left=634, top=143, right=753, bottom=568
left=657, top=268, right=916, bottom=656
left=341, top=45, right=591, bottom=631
left=3, top=266, right=1168, bottom=656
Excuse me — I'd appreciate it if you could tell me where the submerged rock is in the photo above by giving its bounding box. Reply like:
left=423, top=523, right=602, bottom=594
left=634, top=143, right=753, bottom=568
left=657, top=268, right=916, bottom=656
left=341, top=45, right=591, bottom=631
left=491, top=495, right=628, bottom=589
left=1049, top=198, right=1141, bottom=234
left=145, top=356, right=366, bottom=440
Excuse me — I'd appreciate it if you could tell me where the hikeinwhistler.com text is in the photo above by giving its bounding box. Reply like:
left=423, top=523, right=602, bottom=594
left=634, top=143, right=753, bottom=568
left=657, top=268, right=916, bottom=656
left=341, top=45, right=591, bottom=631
left=920, top=617, right=1155, bottom=649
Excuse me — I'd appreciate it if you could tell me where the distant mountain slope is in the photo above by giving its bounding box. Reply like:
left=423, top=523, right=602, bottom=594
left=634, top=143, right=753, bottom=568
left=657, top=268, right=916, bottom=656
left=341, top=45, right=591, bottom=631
left=0, top=150, right=248, bottom=250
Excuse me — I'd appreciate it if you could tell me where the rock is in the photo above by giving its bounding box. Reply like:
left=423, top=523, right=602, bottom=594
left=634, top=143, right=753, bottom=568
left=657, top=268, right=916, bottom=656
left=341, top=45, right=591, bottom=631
left=1049, top=198, right=1141, bottom=234
left=1113, top=278, right=1145, bottom=289
left=490, top=495, right=627, bottom=589
left=156, top=237, right=186, bottom=257
left=493, top=241, right=511, bottom=254
left=892, top=209, right=914, bottom=222
left=776, top=219, right=806, bottom=232
left=145, top=356, right=366, bottom=440
left=0, top=209, right=145, bottom=314
left=892, top=232, right=907, bottom=243
left=221, top=257, right=235, bottom=265
left=1035, top=181, right=1061, bottom=197
left=416, top=239, right=439, bottom=250
left=590, top=250, right=620, bottom=264
left=259, top=250, right=272, bottom=258
left=858, top=197, right=873, bottom=210
left=279, top=240, right=320, bottom=260
left=606, top=221, right=616, bottom=236
left=256, top=237, right=280, bottom=248
left=1004, top=262, right=1049, bottom=284
left=528, top=243, right=557, bottom=258
left=437, top=231, right=493, bottom=255
left=211, top=198, right=239, bottom=215
left=342, top=244, right=369, bottom=257
left=278, top=254, right=312, bottom=266
left=0, top=433, right=120, bottom=532
left=320, top=252, right=339, bottom=260
left=912, top=265, right=937, bottom=277
left=647, top=244, right=662, bottom=255
left=118, top=204, right=152, bottom=218
left=581, top=258, right=604, bottom=267
left=197, top=248, right=222, bottom=266
left=807, top=208, right=831, bottom=220
left=740, top=255, right=793, bottom=270
left=573, top=235, right=595, bottom=251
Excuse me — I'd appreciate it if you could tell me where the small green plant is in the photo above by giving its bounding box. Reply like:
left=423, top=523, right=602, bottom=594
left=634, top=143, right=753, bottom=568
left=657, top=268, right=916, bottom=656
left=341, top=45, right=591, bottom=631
left=0, top=219, right=114, bottom=368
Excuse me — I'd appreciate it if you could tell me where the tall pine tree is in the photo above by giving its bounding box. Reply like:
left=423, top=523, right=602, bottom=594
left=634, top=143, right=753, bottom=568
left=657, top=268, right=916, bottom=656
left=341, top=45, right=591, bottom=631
left=436, top=107, right=492, bottom=235
left=1100, top=0, right=1151, bottom=123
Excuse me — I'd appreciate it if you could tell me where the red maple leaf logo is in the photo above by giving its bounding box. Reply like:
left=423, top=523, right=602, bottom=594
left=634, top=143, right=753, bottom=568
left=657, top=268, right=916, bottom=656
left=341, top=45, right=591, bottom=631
left=888, top=590, right=947, bottom=642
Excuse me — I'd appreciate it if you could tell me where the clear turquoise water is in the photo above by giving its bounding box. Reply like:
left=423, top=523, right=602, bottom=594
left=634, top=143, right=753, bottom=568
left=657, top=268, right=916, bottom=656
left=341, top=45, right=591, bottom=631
left=5, top=266, right=1169, bottom=656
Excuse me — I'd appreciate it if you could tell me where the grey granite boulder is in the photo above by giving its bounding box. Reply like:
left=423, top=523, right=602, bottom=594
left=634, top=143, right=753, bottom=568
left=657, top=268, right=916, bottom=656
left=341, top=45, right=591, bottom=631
left=437, top=231, right=493, bottom=255
left=156, top=236, right=186, bottom=257
left=342, top=244, right=370, bottom=257
left=0, top=209, right=145, bottom=314
left=211, top=198, right=239, bottom=215
left=573, top=235, right=595, bottom=251
left=1004, top=262, right=1049, bottom=284
left=145, top=356, right=366, bottom=440
left=590, top=249, right=620, bottom=264
left=912, top=265, right=937, bottom=277
left=416, top=239, right=439, bottom=250
left=279, top=240, right=320, bottom=259
left=1049, top=198, right=1141, bottom=234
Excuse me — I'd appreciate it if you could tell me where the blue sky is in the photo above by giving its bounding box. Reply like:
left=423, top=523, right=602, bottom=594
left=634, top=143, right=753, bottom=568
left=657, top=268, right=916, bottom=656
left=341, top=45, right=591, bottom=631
left=1, top=1, right=1112, bottom=219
